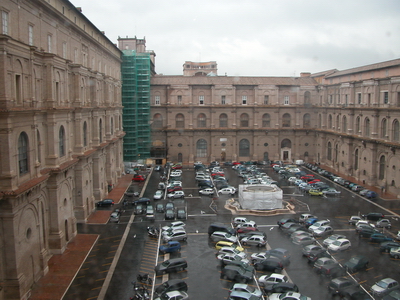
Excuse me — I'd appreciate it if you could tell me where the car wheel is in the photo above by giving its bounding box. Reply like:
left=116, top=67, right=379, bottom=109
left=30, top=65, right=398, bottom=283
left=385, top=248, right=390, bottom=253
left=395, top=255, right=400, bottom=259
left=243, top=242, right=247, bottom=246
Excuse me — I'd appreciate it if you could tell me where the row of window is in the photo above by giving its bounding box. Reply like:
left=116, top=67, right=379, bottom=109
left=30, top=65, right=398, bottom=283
left=17, top=118, right=116, bottom=175
left=154, top=95, right=275, bottom=105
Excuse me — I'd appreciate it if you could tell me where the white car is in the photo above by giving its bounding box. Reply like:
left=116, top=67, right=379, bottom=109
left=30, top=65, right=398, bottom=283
left=229, top=283, right=263, bottom=298
left=322, top=234, right=346, bottom=247
left=162, top=221, right=186, bottom=231
left=269, top=292, right=311, bottom=300
left=154, top=290, right=189, bottom=300
left=313, top=225, right=334, bottom=237
left=288, top=177, right=297, bottom=183
left=218, top=187, right=236, bottom=195
left=153, top=190, right=164, bottom=200
left=161, top=227, right=185, bottom=236
left=217, top=253, right=249, bottom=265
left=217, top=247, right=247, bottom=258
left=167, top=191, right=185, bottom=199
left=258, top=273, right=288, bottom=287
left=210, top=231, right=238, bottom=243
left=199, top=188, right=215, bottom=195
left=309, top=220, right=331, bottom=233
left=251, top=252, right=271, bottom=264
left=348, top=215, right=362, bottom=225
left=233, top=217, right=251, bottom=227
left=328, top=238, right=351, bottom=251
left=236, top=220, right=257, bottom=229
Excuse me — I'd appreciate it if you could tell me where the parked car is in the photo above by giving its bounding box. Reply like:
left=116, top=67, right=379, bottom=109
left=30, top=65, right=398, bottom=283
left=159, top=241, right=181, bottom=254
left=162, top=221, right=186, bottom=231
left=362, top=212, right=385, bottom=221
left=370, top=233, right=392, bottom=243
left=132, top=174, right=146, bottom=182
left=215, top=241, right=244, bottom=251
left=218, top=187, right=237, bottom=195
left=241, top=235, right=267, bottom=247
left=154, top=258, right=187, bottom=275
left=327, top=277, right=359, bottom=295
left=299, top=214, right=317, bottom=223
left=302, top=244, right=324, bottom=257
left=167, top=191, right=185, bottom=199
left=210, top=231, right=238, bottom=243
left=199, top=188, right=215, bottom=196
left=109, top=211, right=120, bottom=223
left=164, top=209, right=175, bottom=220
left=348, top=215, right=362, bottom=225
left=292, top=235, right=316, bottom=246
left=389, top=246, right=400, bottom=259
left=358, top=226, right=379, bottom=238
left=265, top=248, right=290, bottom=265
left=153, top=190, right=164, bottom=200
left=229, top=290, right=262, bottom=300
left=322, top=188, right=341, bottom=196
left=308, top=189, right=323, bottom=196
left=218, top=253, right=250, bottom=266
left=343, top=255, right=369, bottom=273
left=208, top=223, right=235, bottom=236
left=268, top=292, right=311, bottom=300
left=328, top=238, right=351, bottom=251
left=229, top=283, right=262, bottom=298
left=371, top=278, right=400, bottom=297
left=133, top=197, right=151, bottom=205
left=258, top=273, right=288, bottom=288
left=156, top=203, right=165, bottom=213
left=220, top=264, right=253, bottom=283
left=319, top=262, right=346, bottom=278
left=323, top=234, right=346, bottom=247
left=251, top=252, right=274, bottom=264
left=313, top=257, right=335, bottom=272
left=277, top=218, right=298, bottom=227
left=383, top=289, right=400, bottom=300
left=167, top=185, right=183, bottom=193
left=154, top=290, right=188, bottom=300
left=176, top=208, right=187, bottom=220
left=264, top=282, right=300, bottom=296
left=376, top=218, right=392, bottom=228
left=134, top=204, right=144, bottom=215
left=96, top=199, right=114, bottom=207
left=307, top=249, right=331, bottom=264
left=254, top=257, right=284, bottom=273
left=313, top=225, right=334, bottom=237
left=163, top=229, right=187, bottom=242
left=155, top=279, right=188, bottom=296
left=380, top=241, right=400, bottom=253
left=309, top=220, right=331, bottom=232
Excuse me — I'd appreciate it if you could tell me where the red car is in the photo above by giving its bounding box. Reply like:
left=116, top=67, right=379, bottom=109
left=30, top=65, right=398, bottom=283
left=171, top=163, right=182, bottom=170
left=308, top=179, right=321, bottom=184
left=301, top=175, right=314, bottom=180
left=167, top=185, right=183, bottom=193
left=132, top=174, right=146, bottom=182
left=232, top=162, right=241, bottom=165
left=212, top=172, right=225, bottom=177
left=236, top=227, right=258, bottom=234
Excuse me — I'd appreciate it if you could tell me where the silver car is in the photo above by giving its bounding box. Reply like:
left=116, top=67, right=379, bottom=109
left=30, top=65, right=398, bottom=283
left=371, top=278, right=399, bottom=297
left=210, top=231, right=238, bottom=243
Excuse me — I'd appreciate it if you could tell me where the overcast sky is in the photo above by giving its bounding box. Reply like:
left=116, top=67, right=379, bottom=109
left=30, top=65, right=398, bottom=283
left=72, top=0, right=400, bottom=76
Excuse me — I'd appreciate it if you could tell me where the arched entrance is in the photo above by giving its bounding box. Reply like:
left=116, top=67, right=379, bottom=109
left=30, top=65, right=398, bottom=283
left=221, top=151, right=226, bottom=161
left=280, top=139, right=292, bottom=162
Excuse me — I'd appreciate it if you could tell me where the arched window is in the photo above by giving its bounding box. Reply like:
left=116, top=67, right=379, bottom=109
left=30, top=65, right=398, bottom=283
left=282, top=113, right=291, bottom=127
left=176, top=114, right=184, bottom=128
left=381, top=118, right=387, bottom=138
left=99, top=119, right=103, bottom=143
left=239, top=139, right=250, bottom=156
left=318, top=114, right=322, bottom=128
left=355, top=116, right=361, bottom=134
left=153, top=113, right=163, bottom=129
left=281, top=139, right=291, bottom=148
left=342, top=115, right=347, bottom=133
left=328, top=114, right=333, bottom=129
left=336, top=115, right=340, bottom=130
left=196, top=139, right=207, bottom=157
left=303, top=113, right=311, bottom=128
left=219, top=113, right=228, bottom=127
left=36, top=129, right=41, bottom=163
left=354, top=149, right=359, bottom=170
left=262, top=113, right=270, bottom=127
left=379, top=155, right=386, bottom=180
left=197, top=113, right=206, bottom=127
left=18, top=132, right=29, bottom=174
left=364, top=118, right=370, bottom=137
left=327, top=141, right=332, bottom=160
left=59, top=126, right=66, bottom=157
left=83, top=122, right=88, bottom=147
left=393, top=119, right=400, bottom=141
left=240, top=113, right=249, bottom=127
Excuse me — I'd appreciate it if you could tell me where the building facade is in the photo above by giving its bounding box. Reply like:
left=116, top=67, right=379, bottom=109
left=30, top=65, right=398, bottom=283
left=0, top=1, right=124, bottom=299
left=150, top=59, right=400, bottom=196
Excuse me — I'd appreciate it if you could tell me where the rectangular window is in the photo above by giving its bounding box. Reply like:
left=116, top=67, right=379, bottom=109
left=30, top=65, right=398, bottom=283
left=221, top=95, right=226, bottom=105
left=177, top=95, right=182, bottom=105
left=337, top=94, right=340, bottom=104
left=329, top=95, right=333, bottom=104
left=284, top=96, right=289, bottom=105
left=155, top=95, right=160, bottom=105
left=384, top=91, right=389, bottom=104
left=62, top=42, right=67, bottom=59
left=2, top=11, right=8, bottom=35
left=357, top=93, right=362, bottom=104
left=264, top=95, right=269, bottom=105
left=242, top=96, right=247, bottom=105
left=28, top=25, right=33, bottom=46
left=47, top=34, right=52, bottom=52
left=199, top=95, right=204, bottom=105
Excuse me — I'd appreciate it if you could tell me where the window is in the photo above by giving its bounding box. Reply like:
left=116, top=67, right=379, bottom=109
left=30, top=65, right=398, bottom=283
left=384, top=91, right=389, bottom=104
left=196, top=139, right=207, bottom=158
left=242, top=96, right=247, bottom=105
left=327, top=141, right=332, bottom=160
left=329, top=95, right=333, bottom=104
left=240, top=113, right=249, bottom=127
left=365, top=118, right=370, bottom=137
left=153, top=113, right=163, bottom=129
left=282, top=113, right=291, bottom=127
left=304, top=92, right=310, bottom=104
left=342, top=115, right=347, bottom=133
left=99, top=119, right=103, bottom=143
left=18, top=132, right=29, bottom=174
left=379, top=155, right=386, bottom=180
left=221, top=95, right=226, bottom=105
left=155, top=95, right=160, bottom=105
left=28, top=25, right=34, bottom=46
left=83, top=122, right=87, bottom=147
left=59, top=126, right=65, bottom=157
left=393, top=120, right=400, bottom=142
left=303, top=113, right=311, bottom=128
left=2, top=11, right=8, bottom=35
left=239, top=139, right=250, bottom=157
left=264, top=95, right=269, bottom=105
left=381, top=118, right=387, bottom=138
left=328, top=114, right=333, bottom=129
left=219, top=114, right=228, bottom=127
left=357, top=93, right=362, bottom=104
left=36, top=130, right=41, bottom=163
left=354, top=149, right=359, bottom=171
left=176, top=114, right=184, bottom=128
left=197, top=113, right=206, bottom=127
left=284, top=96, right=289, bottom=105
left=111, top=118, right=114, bottom=135
left=177, top=95, right=182, bottom=105
left=356, top=116, right=361, bottom=134
left=199, top=95, right=204, bottom=105
left=47, top=34, right=52, bottom=52
left=262, top=113, right=270, bottom=127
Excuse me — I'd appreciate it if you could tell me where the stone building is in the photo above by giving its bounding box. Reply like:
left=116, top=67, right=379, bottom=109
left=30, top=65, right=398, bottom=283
left=0, top=1, right=124, bottom=299
left=150, top=59, right=400, bottom=196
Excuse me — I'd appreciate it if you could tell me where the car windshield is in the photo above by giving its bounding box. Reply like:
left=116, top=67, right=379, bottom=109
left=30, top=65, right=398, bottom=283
left=348, top=257, right=359, bottom=263
left=332, top=240, right=342, bottom=246
left=377, top=281, right=389, bottom=289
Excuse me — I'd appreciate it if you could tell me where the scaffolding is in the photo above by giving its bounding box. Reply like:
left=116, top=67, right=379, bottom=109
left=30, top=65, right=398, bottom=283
left=121, top=50, right=151, bottom=162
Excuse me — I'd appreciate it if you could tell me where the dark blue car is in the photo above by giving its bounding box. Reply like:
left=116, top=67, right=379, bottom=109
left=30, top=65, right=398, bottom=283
left=305, top=218, right=319, bottom=228
left=159, top=241, right=181, bottom=254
